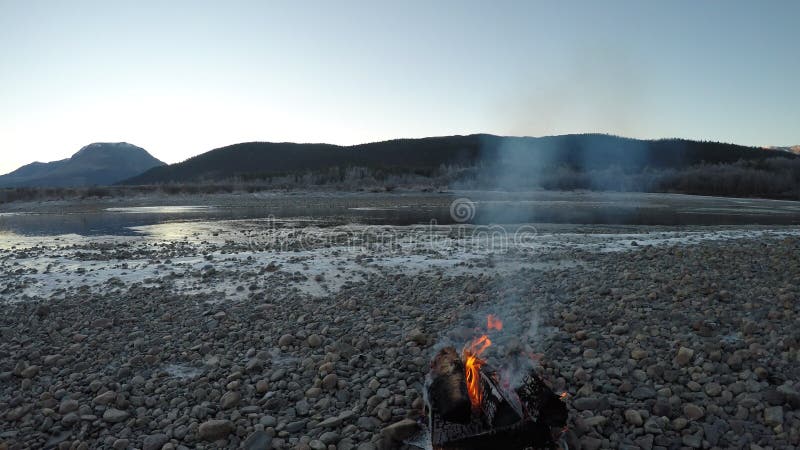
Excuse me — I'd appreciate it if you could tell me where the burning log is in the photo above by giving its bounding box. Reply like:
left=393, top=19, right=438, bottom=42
left=429, top=347, right=472, bottom=423
left=474, top=363, right=524, bottom=428
left=425, top=346, right=568, bottom=450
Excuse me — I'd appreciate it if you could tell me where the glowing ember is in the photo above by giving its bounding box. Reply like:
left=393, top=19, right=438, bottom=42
left=487, top=314, right=503, bottom=331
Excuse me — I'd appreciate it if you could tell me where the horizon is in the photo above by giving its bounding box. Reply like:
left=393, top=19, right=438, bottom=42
left=2, top=0, right=799, bottom=175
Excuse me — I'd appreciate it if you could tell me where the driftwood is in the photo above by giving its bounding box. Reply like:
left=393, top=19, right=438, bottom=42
left=428, top=347, right=472, bottom=423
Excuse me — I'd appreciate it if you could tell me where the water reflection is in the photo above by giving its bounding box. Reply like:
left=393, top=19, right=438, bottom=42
left=1, top=192, right=800, bottom=237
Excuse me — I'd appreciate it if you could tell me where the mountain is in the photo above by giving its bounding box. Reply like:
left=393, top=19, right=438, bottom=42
left=766, top=145, right=800, bottom=155
left=121, top=134, right=795, bottom=185
left=0, top=143, right=165, bottom=187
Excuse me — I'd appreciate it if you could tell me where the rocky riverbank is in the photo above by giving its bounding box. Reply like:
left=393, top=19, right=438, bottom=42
left=1, top=223, right=799, bottom=449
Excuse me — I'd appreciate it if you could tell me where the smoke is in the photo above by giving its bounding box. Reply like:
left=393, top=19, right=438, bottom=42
left=428, top=47, right=654, bottom=391
left=466, top=133, right=652, bottom=198
left=501, top=45, right=649, bottom=139
left=455, top=44, right=660, bottom=197
left=425, top=48, right=655, bottom=384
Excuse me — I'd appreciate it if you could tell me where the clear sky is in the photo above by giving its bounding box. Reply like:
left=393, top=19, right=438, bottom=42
left=1, top=0, right=798, bottom=174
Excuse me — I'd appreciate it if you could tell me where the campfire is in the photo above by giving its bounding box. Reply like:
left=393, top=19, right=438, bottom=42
left=418, top=315, right=568, bottom=449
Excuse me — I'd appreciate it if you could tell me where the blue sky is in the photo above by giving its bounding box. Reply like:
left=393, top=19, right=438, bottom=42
left=1, top=0, right=798, bottom=174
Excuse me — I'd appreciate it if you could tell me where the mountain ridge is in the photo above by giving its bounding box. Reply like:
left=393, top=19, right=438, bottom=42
left=766, top=145, right=800, bottom=155
left=122, top=133, right=796, bottom=185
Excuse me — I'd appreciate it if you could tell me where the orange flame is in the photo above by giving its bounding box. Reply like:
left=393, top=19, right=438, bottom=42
left=487, top=314, right=503, bottom=331
left=462, top=315, right=503, bottom=410
left=466, top=334, right=492, bottom=355
left=463, top=334, right=491, bottom=409
left=560, top=391, right=569, bottom=400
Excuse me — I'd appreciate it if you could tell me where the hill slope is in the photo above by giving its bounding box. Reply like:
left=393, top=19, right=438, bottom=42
left=122, top=134, right=794, bottom=184
left=768, top=145, right=800, bottom=155
left=0, top=143, right=164, bottom=187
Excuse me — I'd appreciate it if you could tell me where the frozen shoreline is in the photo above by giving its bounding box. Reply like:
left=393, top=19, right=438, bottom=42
left=3, top=220, right=800, bottom=304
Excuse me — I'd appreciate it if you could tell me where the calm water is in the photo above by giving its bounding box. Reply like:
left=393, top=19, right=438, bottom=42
left=2, top=191, right=800, bottom=237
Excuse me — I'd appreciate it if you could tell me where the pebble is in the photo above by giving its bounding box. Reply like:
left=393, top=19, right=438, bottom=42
left=142, top=434, right=169, bottom=450
left=242, top=430, right=272, bottom=450
left=319, top=431, right=340, bottom=445
left=624, top=409, right=643, bottom=426
left=92, top=391, right=116, bottom=405
left=316, top=416, right=342, bottom=428
left=102, top=409, right=129, bottom=423
left=683, top=403, right=704, bottom=420
left=631, top=386, right=655, bottom=400
left=682, top=434, right=702, bottom=448
left=572, top=397, right=599, bottom=411
left=675, top=347, right=694, bottom=366
left=20, top=365, right=39, bottom=378
left=704, top=382, right=722, bottom=396
left=278, top=334, right=294, bottom=347
left=286, top=420, right=306, bottom=433
left=322, top=373, right=338, bottom=390
left=763, top=406, right=784, bottom=427
left=220, top=391, right=241, bottom=409
left=58, top=400, right=79, bottom=415
left=198, top=419, right=234, bottom=441
left=307, top=334, right=323, bottom=348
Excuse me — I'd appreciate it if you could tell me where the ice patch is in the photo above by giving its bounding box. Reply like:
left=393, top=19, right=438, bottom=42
left=106, top=206, right=214, bottom=214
